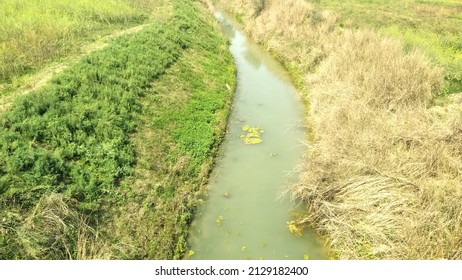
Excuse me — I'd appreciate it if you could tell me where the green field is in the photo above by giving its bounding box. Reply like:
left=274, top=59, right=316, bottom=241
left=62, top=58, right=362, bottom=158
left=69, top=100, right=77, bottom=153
left=312, top=0, right=462, bottom=94
left=0, top=0, right=235, bottom=259
left=0, top=0, right=156, bottom=84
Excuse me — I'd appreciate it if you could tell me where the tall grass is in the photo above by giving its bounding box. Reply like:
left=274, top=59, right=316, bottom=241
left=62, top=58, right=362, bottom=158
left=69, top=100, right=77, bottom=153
left=0, top=0, right=151, bottom=83
left=218, top=0, right=462, bottom=259
left=309, top=0, right=462, bottom=94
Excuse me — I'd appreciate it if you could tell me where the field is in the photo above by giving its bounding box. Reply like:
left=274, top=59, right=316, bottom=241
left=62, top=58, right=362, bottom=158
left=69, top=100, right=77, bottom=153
left=0, top=0, right=159, bottom=84
left=312, top=0, right=462, bottom=94
left=2, top=0, right=461, bottom=260
left=0, top=0, right=235, bottom=259
left=217, top=0, right=462, bottom=259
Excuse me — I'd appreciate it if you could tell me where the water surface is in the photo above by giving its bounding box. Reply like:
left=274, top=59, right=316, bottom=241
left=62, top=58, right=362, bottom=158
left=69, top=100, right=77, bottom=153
left=188, top=12, right=326, bottom=260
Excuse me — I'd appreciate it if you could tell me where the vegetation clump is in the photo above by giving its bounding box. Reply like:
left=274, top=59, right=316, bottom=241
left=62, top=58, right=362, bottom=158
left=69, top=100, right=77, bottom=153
left=240, top=125, right=264, bottom=145
left=287, top=221, right=303, bottom=238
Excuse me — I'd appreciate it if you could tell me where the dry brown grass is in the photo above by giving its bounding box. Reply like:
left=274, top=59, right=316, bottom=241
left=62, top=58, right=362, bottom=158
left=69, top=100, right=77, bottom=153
left=218, top=0, right=462, bottom=259
left=18, top=193, right=113, bottom=259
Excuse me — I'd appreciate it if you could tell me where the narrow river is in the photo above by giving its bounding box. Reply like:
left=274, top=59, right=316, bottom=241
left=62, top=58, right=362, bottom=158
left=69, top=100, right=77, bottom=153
left=187, top=12, right=326, bottom=260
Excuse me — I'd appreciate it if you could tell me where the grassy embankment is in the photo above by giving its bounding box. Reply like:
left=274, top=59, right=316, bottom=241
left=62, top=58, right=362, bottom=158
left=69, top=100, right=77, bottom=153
left=217, top=0, right=462, bottom=259
left=0, top=0, right=235, bottom=259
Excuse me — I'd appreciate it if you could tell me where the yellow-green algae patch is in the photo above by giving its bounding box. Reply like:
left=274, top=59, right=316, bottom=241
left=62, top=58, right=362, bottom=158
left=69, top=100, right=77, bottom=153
left=240, top=124, right=264, bottom=144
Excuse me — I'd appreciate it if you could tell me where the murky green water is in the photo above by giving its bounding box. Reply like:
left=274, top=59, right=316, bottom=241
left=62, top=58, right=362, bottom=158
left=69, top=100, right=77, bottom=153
left=187, top=12, right=326, bottom=260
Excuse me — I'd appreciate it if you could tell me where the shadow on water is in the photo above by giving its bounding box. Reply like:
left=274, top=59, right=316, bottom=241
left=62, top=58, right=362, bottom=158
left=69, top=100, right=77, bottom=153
left=187, top=11, right=327, bottom=260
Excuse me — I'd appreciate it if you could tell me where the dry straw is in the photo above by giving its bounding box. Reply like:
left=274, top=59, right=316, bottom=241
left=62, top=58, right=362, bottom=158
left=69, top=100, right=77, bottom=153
left=219, top=0, right=462, bottom=259
left=19, top=193, right=113, bottom=259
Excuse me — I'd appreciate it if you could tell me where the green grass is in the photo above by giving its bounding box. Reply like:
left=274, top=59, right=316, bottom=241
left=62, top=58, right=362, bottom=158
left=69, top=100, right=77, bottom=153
left=0, top=0, right=236, bottom=259
left=311, top=0, right=462, bottom=94
left=106, top=1, right=236, bottom=259
left=0, top=0, right=156, bottom=84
